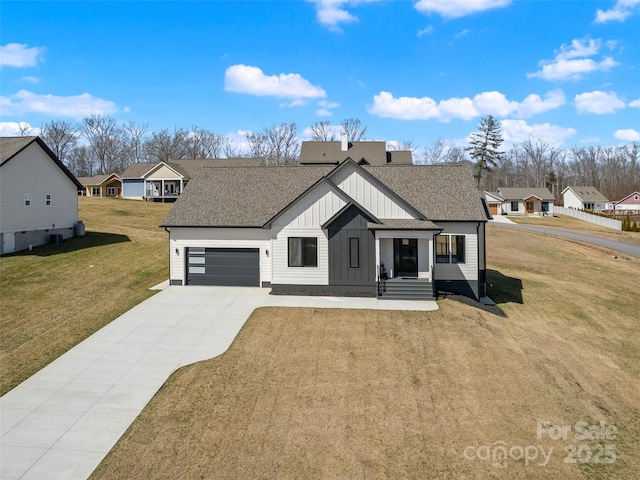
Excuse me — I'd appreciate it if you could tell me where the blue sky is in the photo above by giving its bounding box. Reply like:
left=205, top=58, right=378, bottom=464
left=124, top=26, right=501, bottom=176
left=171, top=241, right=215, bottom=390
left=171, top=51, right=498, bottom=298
left=1, top=0, right=639, bottom=154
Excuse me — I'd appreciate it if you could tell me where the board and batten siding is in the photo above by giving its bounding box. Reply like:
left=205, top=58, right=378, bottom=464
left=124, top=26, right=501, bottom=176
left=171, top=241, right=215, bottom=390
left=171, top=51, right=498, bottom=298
left=0, top=142, right=78, bottom=235
left=169, top=228, right=272, bottom=285
left=270, top=182, right=347, bottom=286
left=331, top=164, right=416, bottom=219
left=433, top=222, right=478, bottom=281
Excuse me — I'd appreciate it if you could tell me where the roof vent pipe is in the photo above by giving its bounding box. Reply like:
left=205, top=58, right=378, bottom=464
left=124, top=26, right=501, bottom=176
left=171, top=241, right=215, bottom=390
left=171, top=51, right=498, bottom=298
left=341, top=133, right=348, bottom=151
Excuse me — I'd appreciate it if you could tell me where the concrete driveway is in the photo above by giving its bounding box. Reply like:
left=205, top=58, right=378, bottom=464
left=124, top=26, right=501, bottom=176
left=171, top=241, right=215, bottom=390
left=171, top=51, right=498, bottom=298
left=1, top=286, right=437, bottom=480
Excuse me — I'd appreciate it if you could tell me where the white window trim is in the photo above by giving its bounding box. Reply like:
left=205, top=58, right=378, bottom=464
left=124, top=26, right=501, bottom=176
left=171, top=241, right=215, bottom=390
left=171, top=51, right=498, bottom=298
left=45, top=193, right=52, bottom=206
left=24, top=193, right=32, bottom=206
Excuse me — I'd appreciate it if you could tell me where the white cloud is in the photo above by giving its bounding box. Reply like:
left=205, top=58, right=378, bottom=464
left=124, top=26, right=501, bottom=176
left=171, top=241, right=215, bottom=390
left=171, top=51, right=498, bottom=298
left=308, top=0, right=382, bottom=31
left=0, top=43, right=44, bottom=68
left=316, top=100, right=340, bottom=116
left=614, top=128, right=640, bottom=141
left=417, top=25, right=434, bottom=37
left=316, top=108, right=333, bottom=116
left=0, top=122, right=41, bottom=137
left=414, top=0, right=511, bottom=18
left=1, top=90, right=118, bottom=118
left=368, top=89, right=564, bottom=122
left=500, top=119, right=577, bottom=147
left=21, top=76, right=40, bottom=84
left=595, top=0, right=640, bottom=23
left=528, top=38, right=618, bottom=81
left=224, top=65, right=326, bottom=100
left=629, top=99, right=640, bottom=108
left=574, top=91, right=626, bottom=114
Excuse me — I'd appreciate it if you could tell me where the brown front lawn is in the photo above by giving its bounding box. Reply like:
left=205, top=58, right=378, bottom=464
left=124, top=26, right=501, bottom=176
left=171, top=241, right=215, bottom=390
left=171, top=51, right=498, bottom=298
left=91, top=226, right=640, bottom=479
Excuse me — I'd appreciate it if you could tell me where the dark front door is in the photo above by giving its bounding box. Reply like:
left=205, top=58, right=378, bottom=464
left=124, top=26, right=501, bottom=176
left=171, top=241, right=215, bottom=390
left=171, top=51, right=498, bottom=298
left=394, top=238, right=418, bottom=277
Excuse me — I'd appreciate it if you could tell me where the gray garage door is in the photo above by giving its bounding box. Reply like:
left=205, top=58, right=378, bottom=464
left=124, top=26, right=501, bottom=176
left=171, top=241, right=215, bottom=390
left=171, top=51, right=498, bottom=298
left=186, top=247, right=260, bottom=286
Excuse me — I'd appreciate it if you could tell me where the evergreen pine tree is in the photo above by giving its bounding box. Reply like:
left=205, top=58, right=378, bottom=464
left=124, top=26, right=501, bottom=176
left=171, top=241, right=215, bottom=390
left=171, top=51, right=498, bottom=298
left=466, top=115, right=504, bottom=188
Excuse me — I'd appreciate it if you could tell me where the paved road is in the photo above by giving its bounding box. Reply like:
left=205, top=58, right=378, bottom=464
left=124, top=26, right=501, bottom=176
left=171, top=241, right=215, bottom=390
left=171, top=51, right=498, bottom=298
left=1, top=286, right=437, bottom=480
left=490, top=222, right=640, bottom=259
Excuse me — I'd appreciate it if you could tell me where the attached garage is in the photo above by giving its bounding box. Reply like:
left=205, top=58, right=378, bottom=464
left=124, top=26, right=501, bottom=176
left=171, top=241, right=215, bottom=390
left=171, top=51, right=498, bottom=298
left=186, top=247, right=260, bottom=286
left=489, top=204, right=498, bottom=216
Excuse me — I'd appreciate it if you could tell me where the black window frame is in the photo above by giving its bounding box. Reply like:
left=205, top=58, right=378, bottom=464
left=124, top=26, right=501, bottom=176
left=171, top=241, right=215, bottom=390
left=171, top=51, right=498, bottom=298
left=349, top=237, right=359, bottom=269
left=510, top=201, right=519, bottom=212
left=288, top=237, right=318, bottom=267
left=541, top=201, right=549, bottom=212
left=436, top=234, right=466, bottom=264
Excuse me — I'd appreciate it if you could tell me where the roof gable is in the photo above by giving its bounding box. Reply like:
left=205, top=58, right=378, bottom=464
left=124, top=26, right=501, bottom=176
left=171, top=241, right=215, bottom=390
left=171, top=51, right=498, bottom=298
left=0, top=136, right=83, bottom=190
left=561, top=186, right=608, bottom=202
left=497, top=187, right=554, bottom=201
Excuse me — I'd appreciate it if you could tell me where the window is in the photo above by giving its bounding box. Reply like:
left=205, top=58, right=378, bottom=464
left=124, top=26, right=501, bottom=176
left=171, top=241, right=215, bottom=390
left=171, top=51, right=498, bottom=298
left=349, top=237, right=359, bottom=268
left=288, top=237, right=317, bottom=267
left=436, top=235, right=465, bottom=264
left=24, top=193, right=31, bottom=206
left=510, top=201, right=519, bottom=212
left=45, top=194, right=52, bottom=206
left=541, top=202, right=549, bottom=212
left=106, top=186, right=116, bottom=196
left=92, top=187, right=101, bottom=196
left=436, top=235, right=449, bottom=263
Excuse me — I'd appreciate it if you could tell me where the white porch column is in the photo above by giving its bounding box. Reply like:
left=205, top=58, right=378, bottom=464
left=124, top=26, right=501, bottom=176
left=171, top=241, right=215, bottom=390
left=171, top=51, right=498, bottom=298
left=375, top=235, right=380, bottom=282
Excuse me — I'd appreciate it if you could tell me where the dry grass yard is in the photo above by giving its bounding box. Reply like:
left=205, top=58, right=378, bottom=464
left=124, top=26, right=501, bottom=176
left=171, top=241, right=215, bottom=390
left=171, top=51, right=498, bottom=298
left=0, top=197, right=172, bottom=395
left=509, top=214, right=640, bottom=246
left=91, top=226, right=640, bottom=479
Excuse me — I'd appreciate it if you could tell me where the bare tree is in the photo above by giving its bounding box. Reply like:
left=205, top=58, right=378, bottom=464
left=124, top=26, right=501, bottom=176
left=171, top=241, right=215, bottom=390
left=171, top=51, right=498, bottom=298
left=184, top=126, right=226, bottom=158
left=143, top=128, right=188, bottom=163
left=82, top=114, right=127, bottom=174
left=40, top=120, right=78, bottom=165
left=67, top=146, right=95, bottom=177
left=18, top=122, right=34, bottom=136
left=340, top=118, right=367, bottom=141
left=308, top=120, right=337, bottom=141
left=423, top=138, right=450, bottom=164
left=246, top=123, right=300, bottom=165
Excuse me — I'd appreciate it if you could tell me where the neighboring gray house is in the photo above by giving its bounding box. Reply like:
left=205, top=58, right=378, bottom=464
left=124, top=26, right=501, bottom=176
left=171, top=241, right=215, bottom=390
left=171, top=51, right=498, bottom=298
left=121, top=158, right=262, bottom=201
left=161, top=159, right=489, bottom=301
left=562, top=186, right=608, bottom=211
left=300, top=136, right=413, bottom=166
left=0, top=136, right=83, bottom=255
left=485, top=187, right=554, bottom=216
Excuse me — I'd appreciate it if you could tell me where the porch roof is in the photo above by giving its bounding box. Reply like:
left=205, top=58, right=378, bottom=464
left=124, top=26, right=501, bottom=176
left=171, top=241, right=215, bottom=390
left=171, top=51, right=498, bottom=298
left=367, top=219, right=441, bottom=230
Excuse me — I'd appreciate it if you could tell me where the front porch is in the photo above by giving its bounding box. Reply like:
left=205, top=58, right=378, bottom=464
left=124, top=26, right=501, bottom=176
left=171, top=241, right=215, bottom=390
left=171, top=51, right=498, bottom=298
left=377, top=277, right=434, bottom=300
left=144, top=179, right=183, bottom=202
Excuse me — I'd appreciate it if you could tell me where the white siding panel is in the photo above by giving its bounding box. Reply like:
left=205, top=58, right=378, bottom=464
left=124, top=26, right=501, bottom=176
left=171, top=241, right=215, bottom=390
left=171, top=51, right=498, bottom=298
left=169, top=228, right=271, bottom=284
left=434, top=223, right=478, bottom=281
left=331, top=165, right=416, bottom=219
left=271, top=226, right=329, bottom=285
left=0, top=142, right=78, bottom=235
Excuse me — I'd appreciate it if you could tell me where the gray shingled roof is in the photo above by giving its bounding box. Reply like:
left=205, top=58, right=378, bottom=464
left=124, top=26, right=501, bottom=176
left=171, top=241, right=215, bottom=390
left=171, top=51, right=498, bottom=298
left=1, top=136, right=39, bottom=164
left=300, top=141, right=413, bottom=166
left=162, top=166, right=333, bottom=227
left=564, top=186, right=608, bottom=203
left=496, top=187, right=554, bottom=201
left=365, top=164, right=487, bottom=221
left=367, top=219, right=441, bottom=230
left=1, top=136, right=83, bottom=189
left=122, top=158, right=263, bottom=180
left=161, top=162, right=487, bottom=227
left=77, top=174, right=121, bottom=186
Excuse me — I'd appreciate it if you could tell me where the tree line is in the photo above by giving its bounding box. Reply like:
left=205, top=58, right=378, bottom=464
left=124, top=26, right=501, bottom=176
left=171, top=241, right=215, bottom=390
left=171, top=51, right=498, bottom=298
left=426, top=115, right=639, bottom=202
left=27, top=115, right=640, bottom=201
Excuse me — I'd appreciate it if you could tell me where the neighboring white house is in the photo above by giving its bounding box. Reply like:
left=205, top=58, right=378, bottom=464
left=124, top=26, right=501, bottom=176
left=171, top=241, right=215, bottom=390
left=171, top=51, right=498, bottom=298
left=0, top=136, right=83, bottom=255
left=562, top=186, right=608, bottom=211
left=613, top=191, right=640, bottom=212
left=484, top=187, right=554, bottom=216
left=121, top=158, right=262, bottom=201
left=161, top=160, right=489, bottom=301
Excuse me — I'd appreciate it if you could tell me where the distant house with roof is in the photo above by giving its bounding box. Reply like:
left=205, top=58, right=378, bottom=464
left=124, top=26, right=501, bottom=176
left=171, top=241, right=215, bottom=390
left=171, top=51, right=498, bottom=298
left=613, top=191, right=640, bottom=212
left=484, top=187, right=554, bottom=216
left=562, top=186, right=608, bottom=211
left=1, top=136, right=83, bottom=254
left=121, top=158, right=262, bottom=201
left=299, top=136, right=413, bottom=166
left=161, top=159, right=489, bottom=301
left=77, top=173, right=122, bottom=197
